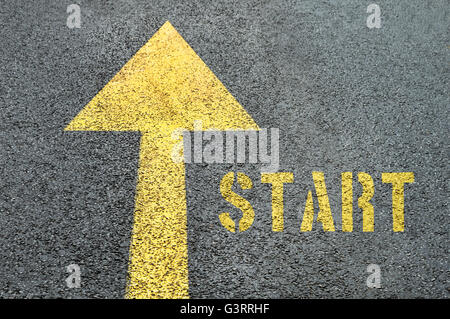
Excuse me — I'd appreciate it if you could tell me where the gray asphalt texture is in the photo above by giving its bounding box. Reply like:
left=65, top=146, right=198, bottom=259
left=0, top=0, right=448, bottom=298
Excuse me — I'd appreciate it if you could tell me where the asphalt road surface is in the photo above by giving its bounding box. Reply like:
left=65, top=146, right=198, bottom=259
left=0, top=0, right=448, bottom=298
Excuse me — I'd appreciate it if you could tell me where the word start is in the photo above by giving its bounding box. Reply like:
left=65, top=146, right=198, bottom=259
left=218, top=171, right=414, bottom=233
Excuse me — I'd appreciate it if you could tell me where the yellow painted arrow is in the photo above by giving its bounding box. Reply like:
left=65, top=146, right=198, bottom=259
left=65, top=21, right=259, bottom=299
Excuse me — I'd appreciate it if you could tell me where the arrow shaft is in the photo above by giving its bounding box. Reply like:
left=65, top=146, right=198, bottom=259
left=126, top=129, right=189, bottom=299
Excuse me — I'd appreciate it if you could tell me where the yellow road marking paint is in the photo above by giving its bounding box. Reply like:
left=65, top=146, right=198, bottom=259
left=300, top=190, right=314, bottom=232
left=382, top=172, right=415, bottom=232
left=65, top=21, right=259, bottom=298
left=65, top=21, right=258, bottom=132
left=311, top=172, right=335, bottom=231
left=261, top=172, right=294, bottom=232
left=128, top=129, right=189, bottom=298
left=341, top=172, right=353, bottom=232
left=358, top=172, right=375, bottom=232
left=219, top=172, right=255, bottom=233
left=298, top=172, right=335, bottom=231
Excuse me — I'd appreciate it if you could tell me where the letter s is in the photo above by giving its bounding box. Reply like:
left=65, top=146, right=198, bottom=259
left=219, top=172, right=254, bottom=232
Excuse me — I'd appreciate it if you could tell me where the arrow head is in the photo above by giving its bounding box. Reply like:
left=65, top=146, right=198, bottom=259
left=65, top=21, right=259, bottom=132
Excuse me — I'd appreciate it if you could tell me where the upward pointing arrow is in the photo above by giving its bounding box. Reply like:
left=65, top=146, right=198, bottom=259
left=65, top=21, right=259, bottom=299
